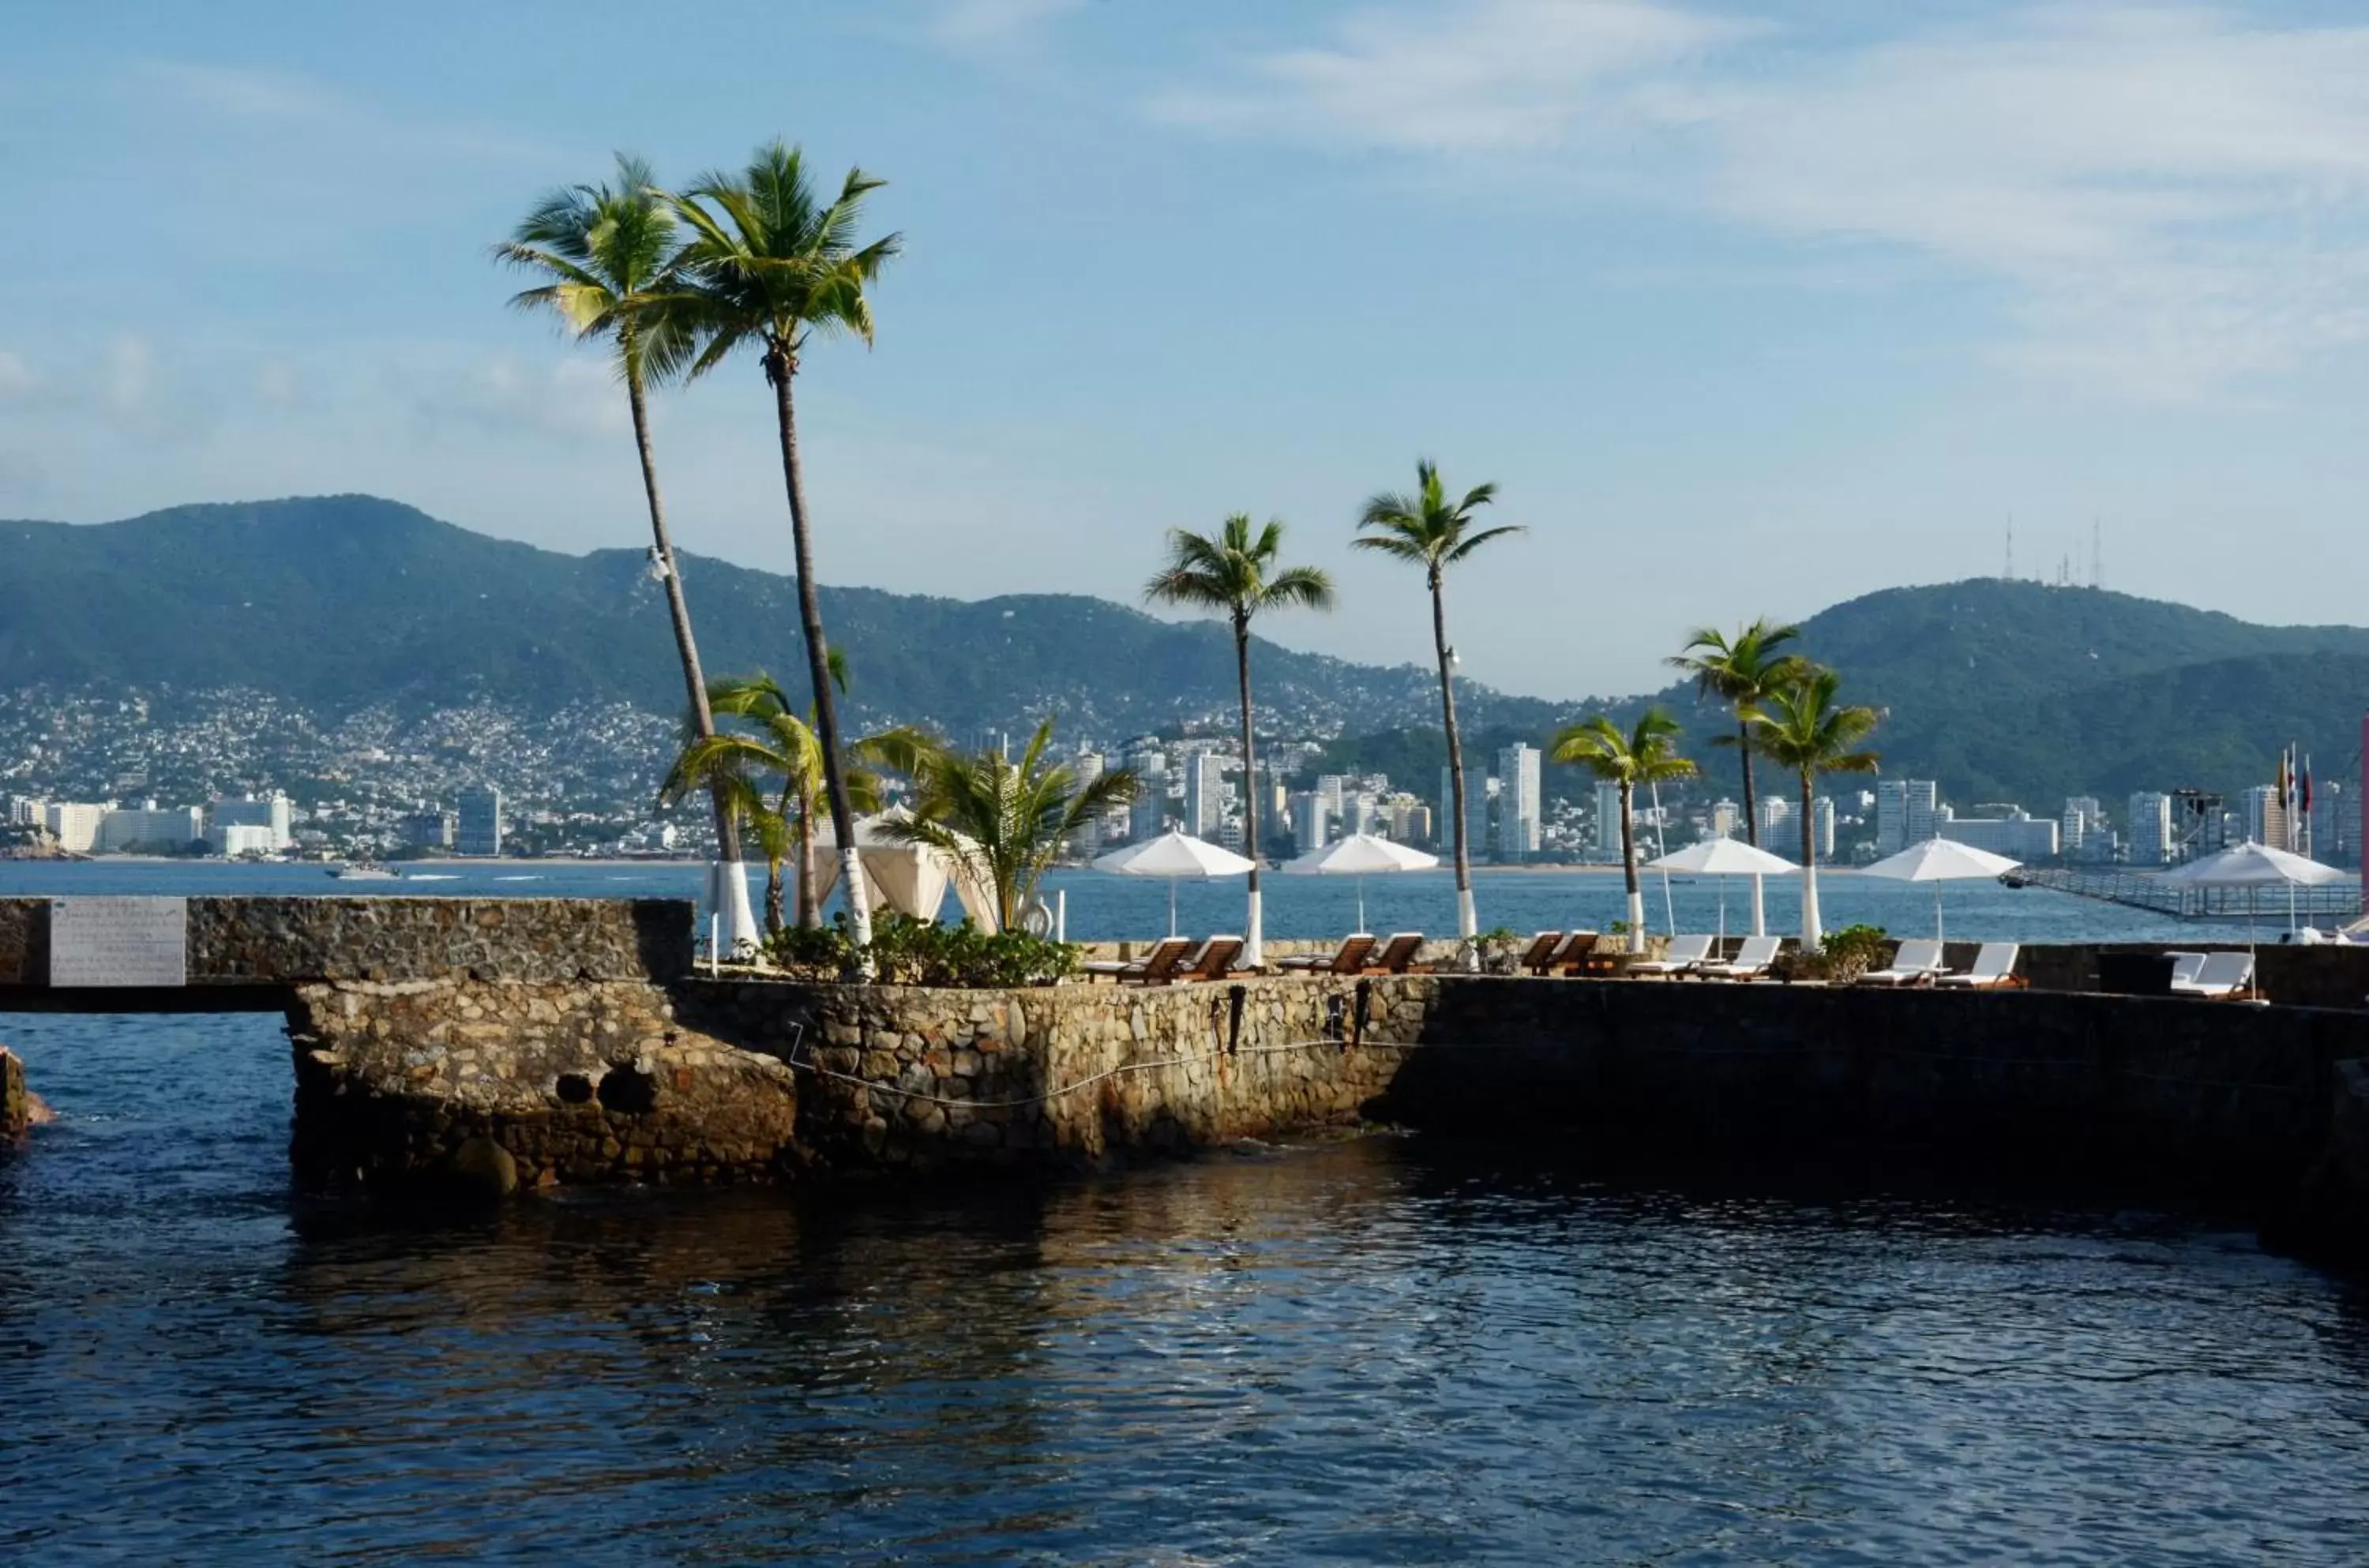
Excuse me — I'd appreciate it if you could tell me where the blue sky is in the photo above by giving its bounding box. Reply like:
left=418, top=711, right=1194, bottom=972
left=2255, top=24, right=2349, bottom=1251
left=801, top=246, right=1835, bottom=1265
left=6, top=0, right=2369, bottom=698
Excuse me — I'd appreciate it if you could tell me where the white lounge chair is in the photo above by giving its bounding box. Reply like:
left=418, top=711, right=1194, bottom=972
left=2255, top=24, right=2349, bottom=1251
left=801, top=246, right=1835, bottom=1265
left=1699, top=935, right=1781, bottom=981
left=2172, top=951, right=2254, bottom=1000
left=1935, top=942, right=2021, bottom=988
left=1628, top=933, right=1716, bottom=976
left=2166, top=951, right=2209, bottom=988
left=1860, top=938, right=1947, bottom=986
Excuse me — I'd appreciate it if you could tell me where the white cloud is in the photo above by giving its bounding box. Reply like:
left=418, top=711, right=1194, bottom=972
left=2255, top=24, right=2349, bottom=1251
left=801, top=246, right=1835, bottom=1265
left=1154, top=2, right=2369, bottom=398
left=0, top=351, right=36, bottom=401
left=931, top=0, right=1091, bottom=52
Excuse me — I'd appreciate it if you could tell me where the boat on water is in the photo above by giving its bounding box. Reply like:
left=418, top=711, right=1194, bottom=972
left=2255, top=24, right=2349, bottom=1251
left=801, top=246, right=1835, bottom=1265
left=328, top=863, right=398, bottom=880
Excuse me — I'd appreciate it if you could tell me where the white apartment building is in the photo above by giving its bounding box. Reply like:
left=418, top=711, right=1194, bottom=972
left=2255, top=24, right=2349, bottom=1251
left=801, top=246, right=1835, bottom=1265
left=1706, top=799, right=1740, bottom=840
left=1184, top=752, right=1226, bottom=838
left=209, top=823, right=279, bottom=857
left=457, top=785, right=504, bottom=857
left=2239, top=784, right=2289, bottom=850
left=1495, top=743, right=1541, bottom=861
left=1757, top=797, right=1834, bottom=861
left=208, top=793, right=294, bottom=852
left=1444, top=767, right=1493, bottom=862
left=97, top=804, right=205, bottom=853
left=1290, top=790, right=1328, bottom=856
left=43, top=802, right=108, bottom=853
left=1593, top=779, right=1623, bottom=859
left=1938, top=809, right=2059, bottom=861
left=2127, top=792, right=2176, bottom=865
left=1875, top=779, right=1941, bottom=853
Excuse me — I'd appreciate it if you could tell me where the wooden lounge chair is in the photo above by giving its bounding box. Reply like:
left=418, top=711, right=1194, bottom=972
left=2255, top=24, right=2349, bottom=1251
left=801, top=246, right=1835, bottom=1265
left=1177, top=935, right=1245, bottom=983
left=1935, top=942, right=2022, bottom=988
left=1363, top=932, right=1429, bottom=975
left=1558, top=932, right=1616, bottom=976
left=2172, top=951, right=2254, bottom=1000
left=1860, top=938, right=1947, bottom=986
left=1082, top=936, right=1194, bottom=985
left=1529, top=930, right=1593, bottom=975
left=1278, top=933, right=1377, bottom=975
left=1699, top=935, right=1781, bottom=981
left=1510, top=931, right=1564, bottom=974
left=1628, top=933, right=1716, bottom=977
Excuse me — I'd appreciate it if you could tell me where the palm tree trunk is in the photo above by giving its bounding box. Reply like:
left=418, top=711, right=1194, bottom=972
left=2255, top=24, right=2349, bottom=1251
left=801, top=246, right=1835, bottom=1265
left=764, top=859, right=786, bottom=936
left=1737, top=719, right=1758, bottom=846
left=769, top=361, right=873, bottom=976
left=793, top=794, right=820, bottom=929
left=626, top=366, right=741, bottom=867
left=1799, top=768, right=1822, bottom=948
left=1234, top=617, right=1264, bottom=966
left=1620, top=779, right=1644, bottom=952
left=1432, top=571, right=1478, bottom=952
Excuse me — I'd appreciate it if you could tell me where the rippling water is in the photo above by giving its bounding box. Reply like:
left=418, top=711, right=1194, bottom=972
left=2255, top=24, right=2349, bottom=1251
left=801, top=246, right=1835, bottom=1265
left=7, top=1011, right=2369, bottom=1564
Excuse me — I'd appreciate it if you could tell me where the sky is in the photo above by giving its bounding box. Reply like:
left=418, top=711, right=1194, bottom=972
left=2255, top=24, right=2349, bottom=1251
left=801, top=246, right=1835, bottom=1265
left=6, top=0, right=2369, bottom=700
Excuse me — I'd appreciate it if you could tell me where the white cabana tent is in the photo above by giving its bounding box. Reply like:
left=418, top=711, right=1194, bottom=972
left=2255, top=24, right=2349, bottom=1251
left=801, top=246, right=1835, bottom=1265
left=1646, top=837, right=1799, bottom=940
left=806, top=809, right=1001, bottom=932
left=1860, top=838, right=2021, bottom=942
left=1094, top=830, right=1255, bottom=938
left=1281, top=832, right=1439, bottom=935
left=2159, top=840, right=2348, bottom=965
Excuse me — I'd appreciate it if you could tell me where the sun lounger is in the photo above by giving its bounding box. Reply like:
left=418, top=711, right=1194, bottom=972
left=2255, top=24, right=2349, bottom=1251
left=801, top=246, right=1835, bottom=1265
left=1531, top=930, right=1595, bottom=975
left=1082, top=936, right=1195, bottom=985
left=1935, top=942, right=2022, bottom=988
left=1628, top=933, right=1716, bottom=977
left=1278, top=933, right=1377, bottom=975
left=1859, top=938, right=1947, bottom=986
left=1510, top=932, right=1564, bottom=973
left=2172, top=951, right=2254, bottom=1000
left=1177, top=936, right=1245, bottom=983
left=2166, top=951, right=2209, bottom=988
left=1699, top=934, right=1781, bottom=981
left=1363, top=932, right=1429, bottom=975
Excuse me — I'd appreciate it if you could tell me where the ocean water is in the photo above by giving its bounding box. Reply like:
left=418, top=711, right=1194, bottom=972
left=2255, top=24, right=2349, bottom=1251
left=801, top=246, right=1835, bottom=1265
left=8, top=863, right=2369, bottom=1561
left=5, top=1009, right=2369, bottom=1563
left=0, top=857, right=2310, bottom=945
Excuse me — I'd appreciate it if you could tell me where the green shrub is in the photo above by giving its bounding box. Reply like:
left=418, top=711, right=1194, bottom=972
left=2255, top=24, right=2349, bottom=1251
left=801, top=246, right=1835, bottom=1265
left=1773, top=922, right=1890, bottom=982
left=760, top=913, right=1079, bottom=987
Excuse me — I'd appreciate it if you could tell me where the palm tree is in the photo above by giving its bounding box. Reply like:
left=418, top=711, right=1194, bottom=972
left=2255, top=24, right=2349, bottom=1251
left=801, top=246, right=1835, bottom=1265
left=1746, top=666, right=1880, bottom=947
left=1666, top=619, right=1804, bottom=846
left=659, top=660, right=929, bottom=935
left=1355, top=460, right=1522, bottom=953
left=886, top=720, right=1138, bottom=933
left=496, top=153, right=742, bottom=863
left=669, top=141, right=901, bottom=973
left=1550, top=709, right=1699, bottom=952
left=1143, top=514, right=1334, bottom=966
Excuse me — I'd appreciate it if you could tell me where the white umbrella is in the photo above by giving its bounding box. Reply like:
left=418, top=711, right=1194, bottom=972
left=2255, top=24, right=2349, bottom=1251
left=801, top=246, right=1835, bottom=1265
left=2160, top=840, right=2348, bottom=960
left=1860, top=837, right=2021, bottom=942
left=1647, top=837, right=1799, bottom=941
left=1282, top=832, right=1439, bottom=934
left=1094, top=830, right=1256, bottom=937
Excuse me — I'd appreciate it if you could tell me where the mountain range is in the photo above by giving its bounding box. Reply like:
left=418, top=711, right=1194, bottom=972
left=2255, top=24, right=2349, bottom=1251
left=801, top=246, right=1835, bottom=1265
left=4, top=495, right=2361, bottom=812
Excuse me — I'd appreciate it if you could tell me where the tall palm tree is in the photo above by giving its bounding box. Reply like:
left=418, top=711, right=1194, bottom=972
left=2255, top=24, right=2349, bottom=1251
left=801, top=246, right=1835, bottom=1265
left=886, top=720, right=1139, bottom=933
left=668, top=141, right=901, bottom=973
left=1143, top=514, right=1334, bottom=966
left=1746, top=666, right=1881, bottom=947
left=1666, top=619, right=1804, bottom=846
left=496, top=153, right=741, bottom=864
left=1355, top=460, right=1522, bottom=952
left=1549, top=709, right=1699, bottom=951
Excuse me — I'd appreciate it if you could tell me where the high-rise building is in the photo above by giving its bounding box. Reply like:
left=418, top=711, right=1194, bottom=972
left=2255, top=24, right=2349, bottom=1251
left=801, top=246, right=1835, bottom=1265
left=96, top=803, right=204, bottom=853
left=1758, top=795, right=1796, bottom=855
left=1813, top=796, right=1836, bottom=861
left=1875, top=779, right=1941, bottom=853
left=1316, top=775, right=1349, bottom=823
left=1938, top=810, right=2059, bottom=861
left=1443, top=767, right=1492, bottom=863
left=1290, top=790, right=1327, bottom=856
left=210, top=823, right=278, bottom=857
left=2239, top=784, right=2288, bottom=849
left=2312, top=779, right=2349, bottom=863
left=1594, top=779, right=1624, bottom=859
left=1345, top=793, right=1376, bottom=838
left=43, top=802, right=107, bottom=853
left=1403, top=802, right=1434, bottom=849
left=208, top=793, right=293, bottom=851
left=1706, top=799, right=1740, bottom=840
left=970, top=726, right=1009, bottom=760
left=1184, top=752, right=1226, bottom=838
left=1495, top=743, right=1541, bottom=861
left=457, top=785, right=505, bottom=857
left=2127, top=791, right=2176, bottom=865
left=2061, top=797, right=2103, bottom=854
left=1127, top=748, right=1169, bottom=842
left=401, top=810, right=456, bottom=850
left=1065, top=752, right=1105, bottom=857
left=6, top=795, right=43, bottom=827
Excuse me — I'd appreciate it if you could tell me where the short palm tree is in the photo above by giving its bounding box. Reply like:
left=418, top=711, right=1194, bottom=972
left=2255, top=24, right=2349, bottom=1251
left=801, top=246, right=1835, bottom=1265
left=1355, top=460, right=1522, bottom=953
left=497, top=153, right=741, bottom=863
left=660, top=662, right=928, bottom=935
left=1550, top=709, right=1699, bottom=951
left=886, top=720, right=1138, bottom=934
left=1746, top=666, right=1880, bottom=947
left=1667, top=619, right=1804, bottom=846
left=669, top=141, right=901, bottom=972
left=1144, top=514, right=1334, bottom=966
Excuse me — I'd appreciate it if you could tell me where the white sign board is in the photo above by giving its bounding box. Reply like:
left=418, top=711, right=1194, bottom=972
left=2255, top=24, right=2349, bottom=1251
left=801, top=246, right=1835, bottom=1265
left=49, top=897, right=189, bottom=988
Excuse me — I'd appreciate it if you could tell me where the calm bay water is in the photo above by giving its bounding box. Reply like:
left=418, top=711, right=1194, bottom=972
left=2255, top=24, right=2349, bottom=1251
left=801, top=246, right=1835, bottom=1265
left=7, top=863, right=2369, bottom=1561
